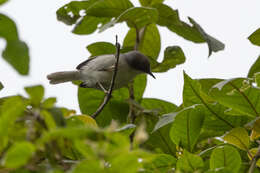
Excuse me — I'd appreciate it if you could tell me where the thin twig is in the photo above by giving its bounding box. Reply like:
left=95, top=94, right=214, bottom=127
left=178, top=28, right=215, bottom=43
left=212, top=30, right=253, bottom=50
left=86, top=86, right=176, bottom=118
left=248, top=140, right=260, bottom=173
left=91, top=36, right=121, bottom=119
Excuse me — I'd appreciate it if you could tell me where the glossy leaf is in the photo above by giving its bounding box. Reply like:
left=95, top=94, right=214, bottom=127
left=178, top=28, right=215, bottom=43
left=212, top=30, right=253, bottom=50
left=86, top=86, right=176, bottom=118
left=248, top=55, right=260, bottom=78
left=73, top=16, right=110, bottom=35
left=248, top=28, right=260, bottom=46
left=223, top=127, right=249, bottom=151
left=24, top=85, right=44, bottom=106
left=123, top=24, right=161, bottom=60
left=188, top=17, right=225, bottom=57
left=210, top=78, right=260, bottom=117
left=87, top=41, right=116, bottom=56
left=170, top=105, right=205, bottom=151
left=86, top=0, right=133, bottom=17
left=116, top=124, right=136, bottom=136
left=250, top=118, right=260, bottom=140
left=177, top=150, right=204, bottom=172
left=3, top=142, right=35, bottom=169
left=210, top=145, right=241, bottom=173
left=152, top=46, right=186, bottom=72
left=100, top=7, right=158, bottom=32
left=152, top=112, right=178, bottom=133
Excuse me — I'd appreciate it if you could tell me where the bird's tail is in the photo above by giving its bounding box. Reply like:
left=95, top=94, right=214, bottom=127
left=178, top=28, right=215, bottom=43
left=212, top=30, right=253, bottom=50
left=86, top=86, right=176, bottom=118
left=47, top=71, right=81, bottom=84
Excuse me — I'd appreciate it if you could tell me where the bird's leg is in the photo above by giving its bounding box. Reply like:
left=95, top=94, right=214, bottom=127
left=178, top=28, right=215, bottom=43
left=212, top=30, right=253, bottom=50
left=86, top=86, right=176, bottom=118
left=97, top=82, right=108, bottom=94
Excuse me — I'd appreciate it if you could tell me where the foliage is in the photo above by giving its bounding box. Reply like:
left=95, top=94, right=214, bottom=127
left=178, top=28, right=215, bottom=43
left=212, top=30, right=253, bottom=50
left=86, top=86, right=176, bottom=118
left=1, top=0, right=260, bottom=172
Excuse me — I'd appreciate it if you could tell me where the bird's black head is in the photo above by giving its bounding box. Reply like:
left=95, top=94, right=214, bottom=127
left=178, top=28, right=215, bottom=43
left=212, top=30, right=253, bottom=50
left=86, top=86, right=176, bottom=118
left=124, top=51, right=155, bottom=79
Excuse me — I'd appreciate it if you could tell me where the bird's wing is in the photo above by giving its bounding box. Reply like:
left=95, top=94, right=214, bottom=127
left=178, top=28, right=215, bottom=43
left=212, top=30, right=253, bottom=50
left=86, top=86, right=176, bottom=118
left=76, top=54, right=116, bottom=71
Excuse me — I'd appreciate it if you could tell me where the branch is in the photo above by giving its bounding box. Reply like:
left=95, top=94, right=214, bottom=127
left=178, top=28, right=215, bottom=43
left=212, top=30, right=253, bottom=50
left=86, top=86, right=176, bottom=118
left=248, top=140, right=260, bottom=173
left=91, top=36, right=121, bottom=119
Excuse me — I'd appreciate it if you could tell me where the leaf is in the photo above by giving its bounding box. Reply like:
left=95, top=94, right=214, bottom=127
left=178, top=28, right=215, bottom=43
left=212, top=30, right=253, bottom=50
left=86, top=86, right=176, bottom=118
left=210, top=78, right=260, bottom=117
left=133, top=74, right=147, bottom=102
left=248, top=148, right=260, bottom=167
left=72, top=160, right=103, bottom=173
left=255, top=72, right=260, bottom=87
left=40, top=110, right=57, bottom=130
left=41, top=97, right=57, bottom=109
left=152, top=3, right=180, bottom=26
left=152, top=112, right=178, bottom=133
left=223, top=127, right=250, bottom=151
left=123, top=24, right=161, bottom=60
left=0, top=0, right=8, bottom=5
left=78, top=87, right=129, bottom=126
left=143, top=154, right=176, bottom=172
left=67, top=115, right=97, bottom=127
left=170, top=105, right=205, bottom=151
left=72, top=16, right=110, bottom=35
left=188, top=17, right=225, bottom=57
left=152, top=46, right=186, bottom=72
left=100, top=7, right=158, bottom=32
left=86, top=41, right=116, bottom=56
left=139, top=0, right=165, bottom=6
left=250, top=118, right=260, bottom=140
left=86, top=0, right=133, bottom=17
left=0, top=13, right=18, bottom=40
left=139, top=98, right=177, bottom=154
left=3, top=142, right=35, bottom=169
left=47, top=108, right=66, bottom=127
left=177, top=150, right=204, bottom=172
left=0, top=82, right=3, bottom=91
left=248, top=55, right=260, bottom=78
left=2, top=40, right=30, bottom=75
left=56, top=1, right=95, bottom=25
left=248, top=28, right=260, bottom=46
left=210, top=145, right=241, bottom=173
left=24, top=85, right=44, bottom=106
left=115, top=124, right=136, bottom=136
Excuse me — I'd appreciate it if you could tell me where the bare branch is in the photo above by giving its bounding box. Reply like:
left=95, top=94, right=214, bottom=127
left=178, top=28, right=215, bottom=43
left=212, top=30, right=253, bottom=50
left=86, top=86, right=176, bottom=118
left=91, top=36, right=121, bottom=119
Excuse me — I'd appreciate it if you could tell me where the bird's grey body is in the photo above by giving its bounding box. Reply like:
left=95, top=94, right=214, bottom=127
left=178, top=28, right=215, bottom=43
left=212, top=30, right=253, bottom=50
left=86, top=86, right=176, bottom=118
left=47, top=51, right=154, bottom=91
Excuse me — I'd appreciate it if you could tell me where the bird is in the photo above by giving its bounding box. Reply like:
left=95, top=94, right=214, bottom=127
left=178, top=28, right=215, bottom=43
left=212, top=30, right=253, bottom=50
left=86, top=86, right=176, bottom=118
left=47, top=51, right=155, bottom=93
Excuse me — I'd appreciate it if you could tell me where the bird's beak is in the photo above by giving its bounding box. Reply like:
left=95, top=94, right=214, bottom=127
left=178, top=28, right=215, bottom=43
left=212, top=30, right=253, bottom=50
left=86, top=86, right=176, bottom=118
left=148, top=71, right=156, bottom=79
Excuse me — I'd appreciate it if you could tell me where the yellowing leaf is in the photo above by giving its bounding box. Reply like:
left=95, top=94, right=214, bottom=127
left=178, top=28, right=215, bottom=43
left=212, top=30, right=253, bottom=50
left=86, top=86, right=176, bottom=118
left=77, top=115, right=97, bottom=127
left=223, top=127, right=249, bottom=151
left=248, top=148, right=260, bottom=167
left=250, top=118, right=260, bottom=140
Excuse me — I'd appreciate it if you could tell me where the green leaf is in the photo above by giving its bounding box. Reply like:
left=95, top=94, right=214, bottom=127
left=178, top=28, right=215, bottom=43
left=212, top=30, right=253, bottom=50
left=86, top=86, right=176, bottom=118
left=123, top=24, right=161, bottom=60
left=0, top=0, right=8, bottom=5
left=139, top=98, right=177, bottom=154
left=72, top=160, right=103, bottom=173
left=248, top=28, right=260, bottom=46
left=210, top=145, right=241, bottom=173
left=223, top=127, right=250, bottom=151
left=188, top=17, right=225, bottom=57
left=152, top=3, right=180, bottom=26
left=67, top=115, right=97, bottom=127
left=41, top=97, right=56, bottom=109
left=0, top=82, right=3, bottom=91
left=248, top=55, right=260, bottom=78
left=56, top=1, right=95, bottom=25
left=177, top=150, right=204, bottom=172
left=40, top=110, right=57, bottom=130
left=210, top=78, right=260, bottom=117
left=48, top=107, right=66, bottom=127
left=170, top=105, right=205, bottom=151
left=24, top=85, right=44, bottom=106
left=133, top=74, right=147, bottom=102
left=152, top=46, right=186, bottom=72
left=3, top=142, right=35, bottom=169
left=139, top=0, right=165, bottom=6
left=78, top=87, right=129, bottom=126
left=100, top=7, right=158, bottom=32
left=255, top=72, right=260, bottom=87
left=143, top=154, right=176, bottom=172
left=116, top=124, right=136, bottom=136
left=183, top=72, right=235, bottom=128
left=0, top=13, right=18, bottom=40
left=86, top=0, right=133, bottom=17
left=72, top=16, right=110, bottom=35
left=2, top=40, right=30, bottom=75
left=87, top=41, right=116, bottom=56
left=152, top=112, right=178, bottom=133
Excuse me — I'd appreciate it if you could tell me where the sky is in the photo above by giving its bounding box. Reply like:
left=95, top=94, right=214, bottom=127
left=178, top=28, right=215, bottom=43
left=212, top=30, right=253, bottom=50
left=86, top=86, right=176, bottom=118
left=0, top=0, right=260, bottom=112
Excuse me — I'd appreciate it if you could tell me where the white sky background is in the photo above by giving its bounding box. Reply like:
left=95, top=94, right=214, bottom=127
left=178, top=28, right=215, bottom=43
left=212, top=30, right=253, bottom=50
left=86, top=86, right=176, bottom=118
left=0, top=0, right=260, bottom=112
